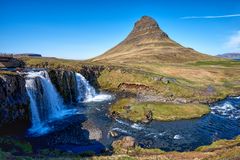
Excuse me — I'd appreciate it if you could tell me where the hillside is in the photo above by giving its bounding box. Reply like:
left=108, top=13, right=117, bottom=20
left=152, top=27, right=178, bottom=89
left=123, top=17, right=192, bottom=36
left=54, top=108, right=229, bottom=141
left=92, top=16, right=216, bottom=64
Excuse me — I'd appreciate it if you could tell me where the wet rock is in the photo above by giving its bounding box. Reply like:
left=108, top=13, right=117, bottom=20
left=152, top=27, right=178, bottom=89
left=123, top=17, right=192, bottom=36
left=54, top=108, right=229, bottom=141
left=108, top=130, right=118, bottom=138
left=139, top=139, right=154, bottom=148
left=48, top=69, right=78, bottom=104
left=0, top=73, right=30, bottom=133
left=111, top=111, right=120, bottom=119
left=142, top=110, right=153, bottom=124
left=82, top=120, right=102, bottom=141
left=79, top=65, right=105, bottom=90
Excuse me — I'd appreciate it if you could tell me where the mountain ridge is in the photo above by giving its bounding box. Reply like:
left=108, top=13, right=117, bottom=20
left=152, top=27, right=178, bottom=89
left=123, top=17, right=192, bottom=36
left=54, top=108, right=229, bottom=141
left=217, top=53, right=240, bottom=60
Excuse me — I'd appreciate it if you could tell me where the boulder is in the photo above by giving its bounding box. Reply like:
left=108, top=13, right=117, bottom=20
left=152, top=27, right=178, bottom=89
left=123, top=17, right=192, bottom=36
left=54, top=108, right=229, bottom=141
left=82, top=120, right=102, bottom=141
left=161, top=77, right=176, bottom=84
left=142, top=110, right=153, bottom=123
left=112, top=136, right=136, bottom=152
left=108, top=130, right=119, bottom=138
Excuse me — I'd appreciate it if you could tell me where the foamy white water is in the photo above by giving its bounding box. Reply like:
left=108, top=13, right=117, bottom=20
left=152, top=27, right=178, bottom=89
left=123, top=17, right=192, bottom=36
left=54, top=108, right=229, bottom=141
left=75, top=73, right=112, bottom=102
left=210, top=100, right=240, bottom=119
left=25, top=70, right=71, bottom=136
left=174, top=135, right=183, bottom=140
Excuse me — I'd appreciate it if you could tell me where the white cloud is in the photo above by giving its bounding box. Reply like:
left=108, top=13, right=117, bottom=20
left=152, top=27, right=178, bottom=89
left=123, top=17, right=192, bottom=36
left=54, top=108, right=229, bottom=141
left=226, top=31, right=240, bottom=51
left=181, top=13, right=240, bottom=19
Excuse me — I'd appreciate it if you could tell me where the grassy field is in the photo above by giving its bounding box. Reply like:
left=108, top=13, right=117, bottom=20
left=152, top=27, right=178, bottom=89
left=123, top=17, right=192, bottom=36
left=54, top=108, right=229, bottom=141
left=110, top=98, right=210, bottom=121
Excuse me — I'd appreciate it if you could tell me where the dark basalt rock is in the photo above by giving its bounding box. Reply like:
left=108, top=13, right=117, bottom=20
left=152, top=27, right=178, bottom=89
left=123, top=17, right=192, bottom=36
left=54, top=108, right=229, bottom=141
left=0, top=73, right=30, bottom=134
left=142, top=110, right=153, bottom=124
left=48, top=70, right=78, bottom=104
left=79, top=65, right=105, bottom=90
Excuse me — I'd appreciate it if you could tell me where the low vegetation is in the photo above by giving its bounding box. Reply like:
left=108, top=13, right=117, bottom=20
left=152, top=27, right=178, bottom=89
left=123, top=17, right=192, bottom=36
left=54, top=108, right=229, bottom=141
left=110, top=98, right=210, bottom=121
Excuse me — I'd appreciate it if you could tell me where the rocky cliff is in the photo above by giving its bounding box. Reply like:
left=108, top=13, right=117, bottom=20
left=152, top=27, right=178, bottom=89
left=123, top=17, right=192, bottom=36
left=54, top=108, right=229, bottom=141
left=0, top=72, right=30, bottom=133
left=48, top=69, right=78, bottom=104
left=79, top=65, right=105, bottom=90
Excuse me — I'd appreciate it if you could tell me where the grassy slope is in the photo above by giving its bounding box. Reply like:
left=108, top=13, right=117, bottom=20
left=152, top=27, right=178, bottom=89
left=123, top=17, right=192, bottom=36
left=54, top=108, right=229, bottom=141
left=98, top=59, right=240, bottom=101
left=110, top=98, right=210, bottom=121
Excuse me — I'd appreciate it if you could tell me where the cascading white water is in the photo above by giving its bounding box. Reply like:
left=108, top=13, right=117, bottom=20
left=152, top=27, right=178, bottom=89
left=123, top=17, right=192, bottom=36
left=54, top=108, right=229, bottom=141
left=75, top=73, right=111, bottom=102
left=25, top=70, right=67, bottom=135
left=75, top=73, right=96, bottom=101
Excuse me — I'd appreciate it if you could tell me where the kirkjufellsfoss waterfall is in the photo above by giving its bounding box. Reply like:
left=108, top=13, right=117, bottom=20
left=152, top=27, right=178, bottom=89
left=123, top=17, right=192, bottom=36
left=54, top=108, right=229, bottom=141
left=25, top=70, right=70, bottom=136
left=25, top=70, right=111, bottom=136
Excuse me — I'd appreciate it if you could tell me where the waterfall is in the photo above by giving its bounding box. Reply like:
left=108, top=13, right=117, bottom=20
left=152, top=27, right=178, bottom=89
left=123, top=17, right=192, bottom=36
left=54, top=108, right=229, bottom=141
left=75, top=73, right=111, bottom=102
left=75, top=73, right=96, bottom=102
left=25, top=70, right=68, bottom=135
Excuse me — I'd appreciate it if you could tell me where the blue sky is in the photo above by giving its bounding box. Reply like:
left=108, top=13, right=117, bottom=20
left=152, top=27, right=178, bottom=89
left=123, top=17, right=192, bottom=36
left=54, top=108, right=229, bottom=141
left=0, top=0, right=240, bottom=60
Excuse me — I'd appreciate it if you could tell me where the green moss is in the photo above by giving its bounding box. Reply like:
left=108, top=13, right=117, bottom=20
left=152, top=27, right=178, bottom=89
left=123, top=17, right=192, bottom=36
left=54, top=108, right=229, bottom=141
left=110, top=98, right=210, bottom=122
left=196, top=136, right=240, bottom=152
left=191, top=60, right=240, bottom=67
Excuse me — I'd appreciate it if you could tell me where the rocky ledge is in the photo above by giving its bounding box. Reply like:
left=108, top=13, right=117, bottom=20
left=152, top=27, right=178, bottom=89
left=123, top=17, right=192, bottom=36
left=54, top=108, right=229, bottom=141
left=48, top=69, right=78, bottom=104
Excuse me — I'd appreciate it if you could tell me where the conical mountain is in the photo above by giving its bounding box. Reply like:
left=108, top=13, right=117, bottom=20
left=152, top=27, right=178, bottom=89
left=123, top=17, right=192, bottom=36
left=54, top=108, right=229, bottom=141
left=92, top=16, right=214, bottom=64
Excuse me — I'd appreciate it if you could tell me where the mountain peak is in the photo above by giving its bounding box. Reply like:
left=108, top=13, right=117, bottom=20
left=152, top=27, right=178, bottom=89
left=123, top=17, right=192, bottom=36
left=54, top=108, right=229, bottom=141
left=92, top=16, right=213, bottom=63
left=126, top=16, right=168, bottom=42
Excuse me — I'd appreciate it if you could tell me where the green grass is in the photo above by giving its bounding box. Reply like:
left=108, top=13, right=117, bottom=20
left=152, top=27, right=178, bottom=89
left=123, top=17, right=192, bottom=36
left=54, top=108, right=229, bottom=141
left=110, top=98, right=210, bottom=122
left=0, top=71, right=18, bottom=75
left=196, top=136, right=240, bottom=152
left=191, top=60, right=240, bottom=67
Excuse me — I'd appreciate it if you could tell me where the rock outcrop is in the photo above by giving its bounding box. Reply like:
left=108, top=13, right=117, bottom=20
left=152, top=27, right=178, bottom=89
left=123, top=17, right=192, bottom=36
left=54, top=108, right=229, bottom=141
left=0, top=56, right=25, bottom=68
left=0, top=73, right=30, bottom=133
left=112, top=136, right=137, bottom=153
left=79, top=65, right=105, bottom=89
left=48, top=70, right=78, bottom=104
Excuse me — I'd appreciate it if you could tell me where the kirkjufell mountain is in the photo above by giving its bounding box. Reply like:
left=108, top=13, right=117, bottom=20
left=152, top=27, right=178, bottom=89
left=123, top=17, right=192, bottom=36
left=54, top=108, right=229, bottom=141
left=92, top=16, right=214, bottom=63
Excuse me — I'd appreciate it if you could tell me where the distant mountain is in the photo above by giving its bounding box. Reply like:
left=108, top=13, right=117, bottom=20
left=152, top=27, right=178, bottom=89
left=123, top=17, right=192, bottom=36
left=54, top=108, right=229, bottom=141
left=0, top=53, right=42, bottom=57
left=92, top=16, right=216, bottom=64
left=217, top=53, right=240, bottom=60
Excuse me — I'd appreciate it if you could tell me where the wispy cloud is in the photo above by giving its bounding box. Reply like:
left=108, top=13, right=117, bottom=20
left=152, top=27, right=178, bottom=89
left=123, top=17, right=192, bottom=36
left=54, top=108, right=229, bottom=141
left=225, top=31, right=240, bottom=51
left=181, top=13, right=240, bottom=19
